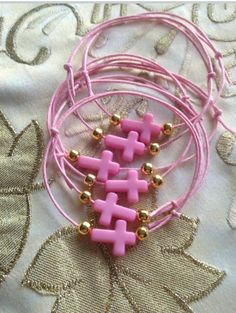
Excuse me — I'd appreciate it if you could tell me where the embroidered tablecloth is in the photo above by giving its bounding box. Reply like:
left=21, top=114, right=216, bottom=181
left=0, top=3, right=236, bottom=313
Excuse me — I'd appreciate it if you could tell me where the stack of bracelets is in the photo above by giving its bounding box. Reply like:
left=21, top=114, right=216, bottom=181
left=43, top=12, right=235, bottom=256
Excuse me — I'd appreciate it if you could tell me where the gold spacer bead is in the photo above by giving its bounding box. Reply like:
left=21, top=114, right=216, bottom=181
left=137, top=210, right=150, bottom=223
left=141, top=163, right=153, bottom=175
left=163, top=123, right=173, bottom=136
left=84, top=174, right=96, bottom=187
left=110, top=114, right=121, bottom=126
left=78, top=221, right=91, bottom=235
left=68, top=149, right=80, bottom=162
left=151, top=174, right=164, bottom=188
left=92, top=128, right=104, bottom=141
left=149, top=142, right=160, bottom=156
left=79, top=191, right=92, bottom=204
left=136, top=226, right=149, bottom=241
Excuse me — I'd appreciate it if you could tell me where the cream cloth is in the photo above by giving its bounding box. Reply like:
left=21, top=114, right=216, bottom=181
left=0, top=3, right=236, bottom=313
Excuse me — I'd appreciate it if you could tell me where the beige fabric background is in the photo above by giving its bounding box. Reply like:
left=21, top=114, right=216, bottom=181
left=0, top=2, right=236, bottom=313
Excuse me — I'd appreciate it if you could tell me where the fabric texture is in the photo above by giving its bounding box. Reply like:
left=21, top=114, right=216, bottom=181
left=0, top=3, right=236, bottom=313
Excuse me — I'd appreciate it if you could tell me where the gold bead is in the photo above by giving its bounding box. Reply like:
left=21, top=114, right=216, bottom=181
left=163, top=123, right=173, bottom=136
left=110, top=114, right=121, bottom=126
left=92, top=128, right=104, bottom=141
left=149, top=142, right=160, bottom=156
left=137, top=210, right=150, bottom=223
left=78, top=221, right=91, bottom=235
left=136, top=226, right=149, bottom=241
left=151, top=174, right=164, bottom=188
left=68, top=149, right=80, bottom=162
left=84, top=174, right=96, bottom=187
left=79, top=191, right=92, bottom=204
left=141, top=163, right=153, bottom=175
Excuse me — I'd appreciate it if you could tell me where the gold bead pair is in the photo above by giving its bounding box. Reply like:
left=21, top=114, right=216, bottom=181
left=79, top=173, right=97, bottom=204
left=68, top=139, right=97, bottom=181
left=136, top=210, right=150, bottom=241
left=141, top=163, right=163, bottom=188
left=92, top=114, right=121, bottom=141
left=93, top=131, right=160, bottom=157
left=78, top=221, right=149, bottom=241
left=109, top=114, right=173, bottom=137
left=93, top=115, right=173, bottom=140
left=71, top=121, right=172, bottom=148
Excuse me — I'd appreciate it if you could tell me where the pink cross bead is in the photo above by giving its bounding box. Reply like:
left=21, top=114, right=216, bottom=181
left=91, top=219, right=136, bottom=256
left=105, top=170, right=148, bottom=204
left=121, top=113, right=162, bottom=144
left=77, top=150, right=120, bottom=182
left=105, top=131, right=145, bottom=162
left=93, top=192, right=137, bottom=226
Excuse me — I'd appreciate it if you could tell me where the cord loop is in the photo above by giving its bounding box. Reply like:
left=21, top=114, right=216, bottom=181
left=214, top=108, right=223, bottom=120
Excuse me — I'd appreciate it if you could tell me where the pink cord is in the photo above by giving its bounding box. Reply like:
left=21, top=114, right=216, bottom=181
left=43, top=12, right=234, bottom=234
left=44, top=89, right=207, bottom=230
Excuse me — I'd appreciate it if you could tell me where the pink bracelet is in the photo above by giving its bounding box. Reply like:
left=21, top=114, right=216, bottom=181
left=47, top=11, right=229, bottom=132
left=43, top=12, right=234, bottom=256
left=48, top=56, right=215, bottom=193
left=44, top=89, right=207, bottom=256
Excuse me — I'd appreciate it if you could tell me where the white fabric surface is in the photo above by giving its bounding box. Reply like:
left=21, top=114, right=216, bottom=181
left=0, top=2, right=236, bottom=313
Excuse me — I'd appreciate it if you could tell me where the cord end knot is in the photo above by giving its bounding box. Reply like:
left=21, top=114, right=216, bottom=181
left=181, top=95, right=190, bottom=102
left=81, top=69, right=89, bottom=78
left=208, top=71, right=216, bottom=79
left=214, top=108, right=223, bottom=120
left=215, top=51, right=223, bottom=59
left=170, top=201, right=181, bottom=218
left=50, top=127, right=59, bottom=137
left=64, top=63, right=73, bottom=72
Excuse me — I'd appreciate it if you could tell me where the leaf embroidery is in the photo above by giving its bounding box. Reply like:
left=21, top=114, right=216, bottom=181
left=0, top=111, right=44, bottom=285
left=216, top=131, right=236, bottom=166
left=212, top=49, right=236, bottom=98
left=22, top=215, right=225, bottom=313
left=227, top=196, right=236, bottom=229
left=4, top=3, right=87, bottom=65
left=216, top=131, right=236, bottom=229
left=207, top=3, right=236, bottom=24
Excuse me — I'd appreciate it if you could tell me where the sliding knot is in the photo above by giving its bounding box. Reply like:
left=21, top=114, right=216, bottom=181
left=215, top=51, right=223, bottom=59
left=50, top=127, right=59, bottom=137
left=64, top=63, right=73, bottom=72
left=214, top=108, right=223, bottom=120
left=208, top=71, right=216, bottom=79
left=181, top=95, right=190, bottom=102
left=170, top=201, right=181, bottom=218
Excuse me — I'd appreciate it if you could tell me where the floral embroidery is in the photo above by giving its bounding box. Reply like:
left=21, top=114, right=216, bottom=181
left=0, top=111, right=44, bottom=285
left=216, top=131, right=236, bottom=229
left=22, top=215, right=225, bottom=313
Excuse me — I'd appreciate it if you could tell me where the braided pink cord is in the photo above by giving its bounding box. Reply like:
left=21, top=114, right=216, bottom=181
left=44, top=12, right=233, bottom=232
